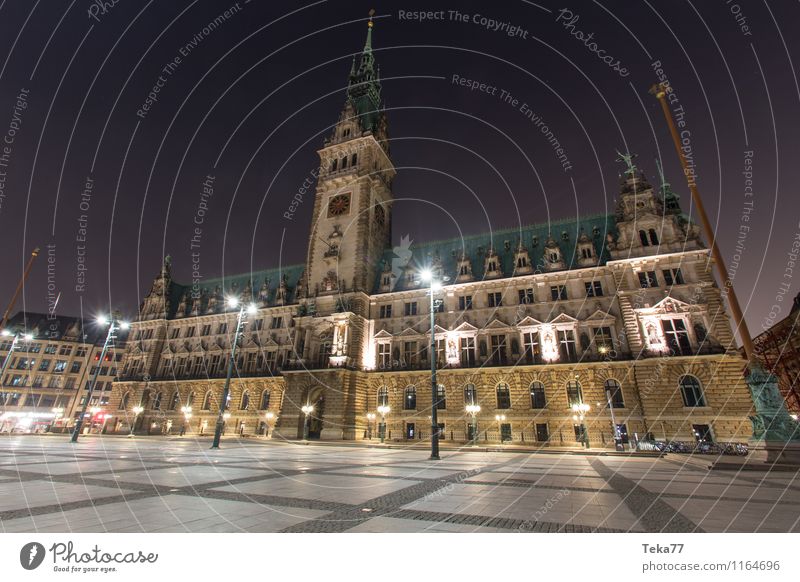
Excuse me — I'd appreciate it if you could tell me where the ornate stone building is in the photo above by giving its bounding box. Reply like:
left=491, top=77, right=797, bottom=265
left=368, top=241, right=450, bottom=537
left=107, top=20, right=754, bottom=446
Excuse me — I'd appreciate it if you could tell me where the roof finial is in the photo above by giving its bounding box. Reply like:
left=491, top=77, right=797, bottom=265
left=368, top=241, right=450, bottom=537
left=364, top=9, right=375, bottom=50
left=368, top=8, right=375, bottom=27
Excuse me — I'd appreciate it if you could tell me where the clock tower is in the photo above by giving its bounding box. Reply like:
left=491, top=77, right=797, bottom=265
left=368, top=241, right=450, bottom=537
left=304, top=15, right=395, bottom=298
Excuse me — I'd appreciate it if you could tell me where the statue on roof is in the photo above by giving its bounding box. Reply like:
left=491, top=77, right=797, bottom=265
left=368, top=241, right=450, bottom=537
left=615, top=150, right=638, bottom=177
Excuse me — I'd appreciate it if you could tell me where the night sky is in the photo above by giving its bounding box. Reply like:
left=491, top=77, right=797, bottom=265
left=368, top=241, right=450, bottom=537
left=0, top=0, right=798, bottom=341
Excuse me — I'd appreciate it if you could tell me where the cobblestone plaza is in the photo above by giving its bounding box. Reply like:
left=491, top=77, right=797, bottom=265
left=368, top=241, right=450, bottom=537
left=0, top=436, right=798, bottom=534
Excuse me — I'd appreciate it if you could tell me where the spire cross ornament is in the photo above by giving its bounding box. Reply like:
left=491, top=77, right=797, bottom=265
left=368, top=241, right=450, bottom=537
left=615, top=150, right=638, bottom=177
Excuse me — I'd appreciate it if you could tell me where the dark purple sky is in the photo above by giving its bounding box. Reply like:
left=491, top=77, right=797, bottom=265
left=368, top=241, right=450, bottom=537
left=0, top=0, right=797, bottom=340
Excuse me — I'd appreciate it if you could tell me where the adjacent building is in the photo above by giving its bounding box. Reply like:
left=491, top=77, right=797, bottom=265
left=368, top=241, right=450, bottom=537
left=0, top=312, right=126, bottom=433
left=107, top=20, right=755, bottom=447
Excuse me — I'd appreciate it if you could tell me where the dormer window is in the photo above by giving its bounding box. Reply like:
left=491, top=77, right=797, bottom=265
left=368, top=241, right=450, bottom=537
left=548, top=252, right=559, bottom=263
left=649, top=229, right=659, bottom=245
left=488, top=260, right=497, bottom=271
left=351, top=153, right=357, bottom=166
left=639, top=230, right=649, bottom=246
left=581, top=248, right=591, bottom=259
left=517, top=256, right=527, bottom=268
left=341, top=156, right=348, bottom=169
left=330, top=158, right=338, bottom=172
left=342, top=127, right=351, bottom=138
left=460, top=264, right=469, bottom=275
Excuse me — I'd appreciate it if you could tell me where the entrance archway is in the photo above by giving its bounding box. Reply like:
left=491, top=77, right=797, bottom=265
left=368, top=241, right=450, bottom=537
left=299, top=387, right=326, bottom=439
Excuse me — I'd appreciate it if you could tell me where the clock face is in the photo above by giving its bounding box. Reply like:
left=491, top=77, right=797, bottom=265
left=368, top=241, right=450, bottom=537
left=328, top=194, right=351, bottom=217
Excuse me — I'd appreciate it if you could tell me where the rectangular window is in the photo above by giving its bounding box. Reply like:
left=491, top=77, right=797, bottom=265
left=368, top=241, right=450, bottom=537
left=518, top=288, right=534, bottom=304
left=535, top=423, right=549, bottom=442
left=663, top=268, right=685, bottom=286
left=662, top=319, right=692, bottom=355
left=270, top=316, right=283, bottom=329
left=584, top=281, right=603, bottom=297
left=252, top=319, right=263, bottom=331
left=265, top=351, right=277, bottom=370
left=638, top=271, right=659, bottom=288
left=404, top=302, right=418, bottom=316
left=488, top=292, right=502, bottom=308
left=53, top=360, right=67, bottom=373
left=185, top=326, right=196, bottom=337
left=500, top=423, right=512, bottom=443
left=458, top=295, right=473, bottom=310
left=217, top=323, right=228, bottom=334
left=403, top=341, right=418, bottom=366
left=558, top=330, right=577, bottom=362
left=201, top=324, right=211, bottom=336
left=64, top=377, right=76, bottom=389
left=169, top=328, right=180, bottom=339
left=44, top=344, right=57, bottom=354
left=460, top=337, right=476, bottom=366
left=522, top=332, right=541, bottom=364
left=38, top=359, right=51, bottom=372
left=379, top=305, right=392, bottom=319
left=490, top=335, right=507, bottom=365
left=550, top=285, right=567, bottom=301
left=378, top=343, right=391, bottom=368
left=59, top=345, right=73, bottom=356
left=593, top=326, right=614, bottom=354
left=70, top=361, right=81, bottom=373
left=76, top=346, right=87, bottom=357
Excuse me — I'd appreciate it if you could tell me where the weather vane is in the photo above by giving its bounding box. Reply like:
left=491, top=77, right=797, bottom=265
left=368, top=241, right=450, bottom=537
left=615, top=150, right=638, bottom=177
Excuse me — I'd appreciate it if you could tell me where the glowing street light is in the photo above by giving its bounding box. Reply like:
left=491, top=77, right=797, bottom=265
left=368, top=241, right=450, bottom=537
left=72, top=312, right=128, bottom=443
left=129, top=405, right=144, bottom=437
left=418, top=268, right=449, bottom=460
left=211, top=299, right=257, bottom=449
left=571, top=403, right=591, bottom=449
left=301, top=404, right=314, bottom=441
left=377, top=404, right=391, bottom=443
left=495, top=414, right=507, bottom=443
left=466, top=404, right=481, bottom=446
left=264, top=411, right=275, bottom=438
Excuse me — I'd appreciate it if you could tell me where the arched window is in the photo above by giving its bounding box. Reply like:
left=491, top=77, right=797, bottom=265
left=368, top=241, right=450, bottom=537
left=530, top=381, right=546, bottom=409
left=604, top=379, right=625, bottom=408
left=202, top=391, right=213, bottom=411
left=566, top=380, right=582, bottom=407
left=377, top=386, right=389, bottom=407
left=404, top=385, right=416, bottom=410
left=464, top=383, right=477, bottom=406
left=240, top=391, right=250, bottom=410
left=330, top=158, right=338, bottom=172
left=496, top=383, right=511, bottom=409
left=169, top=391, right=180, bottom=410
left=260, top=390, right=271, bottom=410
left=679, top=375, right=706, bottom=407
left=436, top=384, right=446, bottom=410
left=152, top=392, right=162, bottom=410
left=639, top=230, right=649, bottom=246
left=649, top=229, right=659, bottom=245
left=118, top=392, right=130, bottom=410
left=186, top=391, right=195, bottom=407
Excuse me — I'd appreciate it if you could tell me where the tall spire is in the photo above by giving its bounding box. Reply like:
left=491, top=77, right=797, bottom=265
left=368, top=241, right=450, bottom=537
left=346, top=9, right=382, bottom=134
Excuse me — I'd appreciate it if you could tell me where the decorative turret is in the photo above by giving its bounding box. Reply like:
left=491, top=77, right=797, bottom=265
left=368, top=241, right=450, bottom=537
left=513, top=242, right=532, bottom=275
left=455, top=252, right=474, bottom=283
left=576, top=229, right=598, bottom=267
left=543, top=235, right=565, bottom=270
left=484, top=247, right=503, bottom=278
left=608, top=151, right=702, bottom=259
left=139, top=256, right=172, bottom=321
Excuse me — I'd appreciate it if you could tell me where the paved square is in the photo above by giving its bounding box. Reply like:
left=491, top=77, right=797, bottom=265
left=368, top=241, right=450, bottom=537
left=0, top=436, right=798, bottom=533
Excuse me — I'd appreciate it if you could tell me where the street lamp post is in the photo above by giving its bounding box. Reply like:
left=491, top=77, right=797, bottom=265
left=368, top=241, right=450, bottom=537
left=50, top=407, right=64, bottom=433
left=264, top=411, right=274, bottom=437
left=572, top=403, right=591, bottom=449
left=495, top=414, right=506, bottom=443
left=366, top=412, right=375, bottom=439
left=466, top=404, right=481, bottom=446
left=420, top=269, right=447, bottom=461
left=211, top=298, right=256, bottom=449
left=180, top=406, right=192, bottom=436
left=377, top=405, right=390, bottom=443
left=72, top=313, right=128, bottom=443
left=301, top=404, right=314, bottom=441
left=129, top=406, right=144, bottom=437
left=604, top=387, right=622, bottom=450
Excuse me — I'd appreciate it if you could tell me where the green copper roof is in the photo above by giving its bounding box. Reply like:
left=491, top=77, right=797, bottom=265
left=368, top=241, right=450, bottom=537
left=375, top=213, right=618, bottom=293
